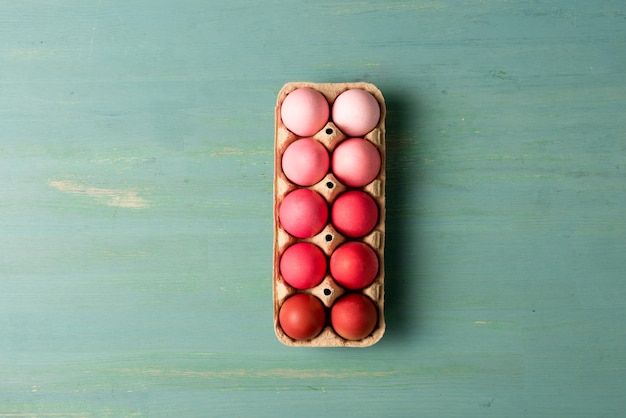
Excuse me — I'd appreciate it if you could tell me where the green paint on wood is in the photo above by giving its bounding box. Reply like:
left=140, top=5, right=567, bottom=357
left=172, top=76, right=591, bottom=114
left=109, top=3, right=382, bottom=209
left=1, top=0, right=626, bottom=416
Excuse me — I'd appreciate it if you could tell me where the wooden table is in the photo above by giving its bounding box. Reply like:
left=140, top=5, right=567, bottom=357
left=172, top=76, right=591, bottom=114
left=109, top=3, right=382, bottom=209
left=2, top=1, right=625, bottom=416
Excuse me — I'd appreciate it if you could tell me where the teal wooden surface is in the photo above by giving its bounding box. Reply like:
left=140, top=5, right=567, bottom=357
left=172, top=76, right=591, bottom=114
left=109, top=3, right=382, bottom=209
left=1, top=0, right=625, bottom=416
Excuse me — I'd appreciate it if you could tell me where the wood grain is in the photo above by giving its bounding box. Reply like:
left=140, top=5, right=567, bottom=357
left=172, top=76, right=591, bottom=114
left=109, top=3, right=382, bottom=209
left=1, top=0, right=625, bottom=416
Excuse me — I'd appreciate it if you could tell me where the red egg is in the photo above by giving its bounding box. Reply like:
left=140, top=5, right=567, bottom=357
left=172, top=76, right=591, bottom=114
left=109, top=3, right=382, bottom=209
left=279, top=293, right=326, bottom=340
left=332, top=89, right=380, bottom=137
left=331, top=191, right=378, bottom=238
left=330, top=242, right=378, bottom=290
left=280, top=243, right=327, bottom=290
left=281, top=87, right=330, bottom=136
left=282, top=138, right=329, bottom=186
left=332, top=138, right=381, bottom=187
left=330, top=293, right=378, bottom=341
left=279, top=189, right=328, bottom=238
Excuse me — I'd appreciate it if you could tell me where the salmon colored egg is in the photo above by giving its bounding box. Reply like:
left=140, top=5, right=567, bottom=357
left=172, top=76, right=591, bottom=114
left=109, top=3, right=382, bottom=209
left=280, top=243, right=327, bottom=290
left=330, top=293, right=378, bottom=341
left=331, top=138, right=381, bottom=187
left=279, top=189, right=328, bottom=238
left=330, top=242, right=378, bottom=290
left=281, top=87, right=330, bottom=136
left=279, top=293, right=326, bottom=340
left=331, top=191, right=378, bottom=238
left=332, top=89, right=380, bottom=137
left=282, top=138, right=329, bottom=186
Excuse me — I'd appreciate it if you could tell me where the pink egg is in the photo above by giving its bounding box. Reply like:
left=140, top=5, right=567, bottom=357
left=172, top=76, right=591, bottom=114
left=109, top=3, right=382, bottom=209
left=281, top=88, right=330, bottom=136
left=331, top=191, right=378, bottom=238
left=279, top=189, right=328, bottom=238
left=281, top=138, right=329, bottom=186
left=332, top=89, right=380, bottom=137
left=331, top=138, right=381, bottom=187
left=330, top=242, right=378, bottom=290
left=280, top=242, right=327, bottom=290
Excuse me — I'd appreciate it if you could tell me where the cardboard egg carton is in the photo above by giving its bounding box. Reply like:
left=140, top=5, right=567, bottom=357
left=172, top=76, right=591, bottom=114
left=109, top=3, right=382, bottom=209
left=273, top=81, right=386, bottom=347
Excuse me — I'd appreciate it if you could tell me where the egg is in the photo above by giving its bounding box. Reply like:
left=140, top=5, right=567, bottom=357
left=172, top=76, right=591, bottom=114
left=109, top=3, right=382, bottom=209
left=279, top=189, right=328, bottom=238
left=280, top=87, right=330, bottom=136
left=331, top=190, right=378, bottom=238
left=280, top=242, right=327, bottom=290
left=281, top=138, right=329, bottom=186
left=279, top=293, right=327, bottom=340
left=331, top=138, right=381, bottom=187
left=331, top=89, right=380, bottom=137
left=330, top=293, right=378, bottom=341
left=330, top=242, right=378, bottom=290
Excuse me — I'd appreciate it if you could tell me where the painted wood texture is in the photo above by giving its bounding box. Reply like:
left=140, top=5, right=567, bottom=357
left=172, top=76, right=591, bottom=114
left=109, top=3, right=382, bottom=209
left=1, top=1, right=625, bottom=417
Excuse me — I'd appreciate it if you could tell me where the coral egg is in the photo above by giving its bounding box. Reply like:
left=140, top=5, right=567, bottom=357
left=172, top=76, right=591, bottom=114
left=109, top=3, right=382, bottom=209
left=331, top=191, right=378, bottom=238
left=330, top=242, right=378, bottom=290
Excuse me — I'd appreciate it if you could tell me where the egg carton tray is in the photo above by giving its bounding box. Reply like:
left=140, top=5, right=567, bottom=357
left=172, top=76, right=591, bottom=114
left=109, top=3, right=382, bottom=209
left=273, top=81, right=386, bottom=347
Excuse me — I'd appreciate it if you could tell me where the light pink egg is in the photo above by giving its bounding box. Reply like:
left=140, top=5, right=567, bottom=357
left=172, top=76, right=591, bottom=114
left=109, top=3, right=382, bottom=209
left=279, top=189, right=328, bottom=238
left=331, top=138, right=381, bottom=187
left=280, top=88, right=330, bottom=136
left=332, top=89, right=380, bottom=137
left=282, top=138, right=329, bottom=186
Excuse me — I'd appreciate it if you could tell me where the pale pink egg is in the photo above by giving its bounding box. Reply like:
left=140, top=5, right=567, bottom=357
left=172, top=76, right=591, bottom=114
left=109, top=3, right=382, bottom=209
left=331, top=138, right=381, bottom=187
left=331, top=89, right=380, bottom=137
left=282, top=138, right=329, bottom=186
left=331, top=191, right=378, bottom=238
left=280, top=88, right=330, bottom=136
left=279, top=189, right=328, bottom=238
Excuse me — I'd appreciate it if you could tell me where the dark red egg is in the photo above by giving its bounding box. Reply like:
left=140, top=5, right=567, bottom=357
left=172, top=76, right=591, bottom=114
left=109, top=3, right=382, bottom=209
left=330, top=293, right=378, bottom=341
left=278, top=293, right=326, bottom=340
